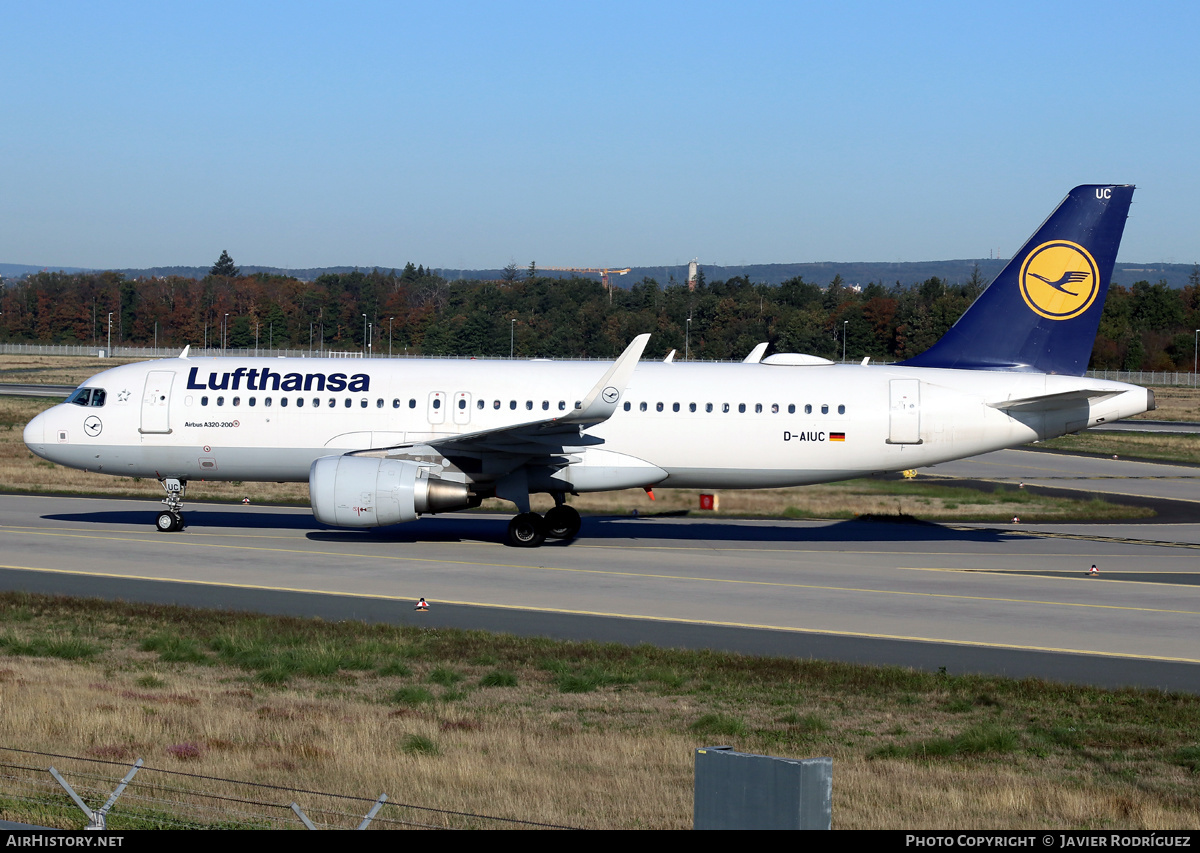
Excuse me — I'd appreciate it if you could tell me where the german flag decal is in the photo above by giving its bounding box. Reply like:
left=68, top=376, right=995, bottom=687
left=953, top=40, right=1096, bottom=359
left=830, top=432, right=845, bottom=442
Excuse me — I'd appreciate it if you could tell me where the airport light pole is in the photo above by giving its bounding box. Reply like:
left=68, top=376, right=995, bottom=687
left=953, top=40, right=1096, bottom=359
left=255, top=321, right=259, bottom=357
left=686, top=317, right=691, bottom=361
left=843, top=320, right=848, bottom=363
left=368, top=323, right=372, bottom=357
left=1194, top=330, right=1199, bottom=387
left=362, top=314, right=367, bottom=357
left=510, top=319, right=516, bottom=358
left=107, top=313, right=112, bottom=355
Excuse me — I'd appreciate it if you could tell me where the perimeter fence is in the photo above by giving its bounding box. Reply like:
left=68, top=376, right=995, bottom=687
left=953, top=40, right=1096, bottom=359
left=2, top=343, right=1199, bottom=385
left=0, top=745, right=577, bottom=830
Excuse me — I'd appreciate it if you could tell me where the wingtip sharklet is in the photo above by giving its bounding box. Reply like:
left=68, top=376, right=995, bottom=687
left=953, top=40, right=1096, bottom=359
left=563, top=333, right=650, bottom=424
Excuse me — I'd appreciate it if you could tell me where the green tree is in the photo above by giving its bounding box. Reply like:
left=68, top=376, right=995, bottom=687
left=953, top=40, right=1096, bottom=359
left=210, top=250, right=239, bottom=278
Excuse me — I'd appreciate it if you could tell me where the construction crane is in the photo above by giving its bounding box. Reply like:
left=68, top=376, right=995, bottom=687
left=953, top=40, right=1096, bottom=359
left=542, top=266, right=632, bottom=297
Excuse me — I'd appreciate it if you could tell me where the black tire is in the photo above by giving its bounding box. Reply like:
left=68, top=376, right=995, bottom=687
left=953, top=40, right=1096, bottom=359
left=544, top=505, right=581, bottom=540
left=507, top=512, right=546, bottom=548
left=156, top=511, right=177, bottom=532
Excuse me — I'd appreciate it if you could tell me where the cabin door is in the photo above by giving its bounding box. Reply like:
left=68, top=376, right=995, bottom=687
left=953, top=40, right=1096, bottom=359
left=140, top=370, right=175, bottom=434
left=888, top=379, right=921, bottom=444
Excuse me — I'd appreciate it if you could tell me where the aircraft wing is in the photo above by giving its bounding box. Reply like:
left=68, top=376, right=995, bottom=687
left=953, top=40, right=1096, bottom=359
left=348, top=334, right=650, bottom=471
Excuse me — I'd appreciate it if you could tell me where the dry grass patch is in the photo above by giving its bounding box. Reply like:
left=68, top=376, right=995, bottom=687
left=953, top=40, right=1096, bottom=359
left=0, top=355, right=150, bottom=388
left=1, top=594, right=1200, bottom=829
left=1131, top=385, right=1200, bottom=422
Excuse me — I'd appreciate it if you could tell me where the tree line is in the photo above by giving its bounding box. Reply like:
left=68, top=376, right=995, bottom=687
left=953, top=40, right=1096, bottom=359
left=3, top=260, right=1199, bottom=369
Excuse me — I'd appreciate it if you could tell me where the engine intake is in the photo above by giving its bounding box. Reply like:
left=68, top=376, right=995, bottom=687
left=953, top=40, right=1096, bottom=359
left=309, top=456, right=471, bottom=528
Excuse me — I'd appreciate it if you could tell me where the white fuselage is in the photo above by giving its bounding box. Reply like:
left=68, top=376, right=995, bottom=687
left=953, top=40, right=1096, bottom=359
left=24, top=355, right=1152, bottom=493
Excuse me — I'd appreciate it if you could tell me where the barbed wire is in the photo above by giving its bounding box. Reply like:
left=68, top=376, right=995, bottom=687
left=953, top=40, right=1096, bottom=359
left=0, top=744, right=579, bottom=829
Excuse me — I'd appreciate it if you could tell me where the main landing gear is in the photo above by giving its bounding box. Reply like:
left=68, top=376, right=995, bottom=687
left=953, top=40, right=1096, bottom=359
left=156, top=477, right=187, bottom=532
left=505, top=504, right=581, bottom=548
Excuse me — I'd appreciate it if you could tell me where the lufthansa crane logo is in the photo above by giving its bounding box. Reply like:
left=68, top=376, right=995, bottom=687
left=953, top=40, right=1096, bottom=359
left=1018, top=240, right=1100, bottom=321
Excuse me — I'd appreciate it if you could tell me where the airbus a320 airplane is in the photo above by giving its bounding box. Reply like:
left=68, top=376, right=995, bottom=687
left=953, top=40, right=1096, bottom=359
left=24, top=185, right=1153, bottom=547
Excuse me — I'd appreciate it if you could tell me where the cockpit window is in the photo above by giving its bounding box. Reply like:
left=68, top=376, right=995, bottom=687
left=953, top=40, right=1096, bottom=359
left=67, top=388, right=105, bottom=407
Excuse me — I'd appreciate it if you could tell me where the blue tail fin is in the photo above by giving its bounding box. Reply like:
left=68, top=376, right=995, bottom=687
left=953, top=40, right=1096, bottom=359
left=899, top=185, right=1134, bottom=375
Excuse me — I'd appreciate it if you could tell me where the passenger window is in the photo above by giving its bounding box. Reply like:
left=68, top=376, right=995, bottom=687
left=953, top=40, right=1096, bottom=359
left=510, top=401, right=517, bottom=410
left=217, top=396, right=225, bottom=406
left=393, top=399, right=401, bottom=409
left=821, top=404, right=829, bottom=414
left=738, top=403, right=746, bottom=413
left=656, top=402, right=664, bottom=412
left=623, top=402, right=631, bottom=411
left=838, top=404, right=846, bottom=414
left=314, top=398, right=320, bottom=407
left=755, top=404, right=763, bottom=414
left=201, top=396, right=209, bottom=407
left=232, top=397, right=240, bottom=407
left=722, top=403, right=730, bottom=413
left=280, top=398, right=287, bottom=408
left=558, top=401, right=566, bottom=411
left=477, top=399, right=484, bottom=409
left=249, top=397, right=256, bottom=407
left=804, top=404, right=812, bottom=414
left=672, top=403, right=680, bottom=412
left=493, top=400, right=500, bottom=409
left=639, top=402, right=647, bottom=412
left=377, top=399, right=384, bottom=408
left=296, top=398, right=304, bottom=408
left=433, top=398, right=441, bottom=410
left=328, top=398, right=335, bottom=408
left=771, top=404, right=778, bottom=413
left=409, top=399, right=417, bottom=408
left=689, top=403, right=696, bottom=412
left=706, top=403, right=713, bottom=413
left=265, top=397, right=272, bottom=407
left=542, top=401, right=549, bottom=410
left=357, top=399, right=365, bottom=408
left=526, top=401, right=533, bottom=410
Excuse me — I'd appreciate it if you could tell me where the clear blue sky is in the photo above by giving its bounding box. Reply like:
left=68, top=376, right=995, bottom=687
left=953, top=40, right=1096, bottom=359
left=2, top=1, right=1196, bottom=271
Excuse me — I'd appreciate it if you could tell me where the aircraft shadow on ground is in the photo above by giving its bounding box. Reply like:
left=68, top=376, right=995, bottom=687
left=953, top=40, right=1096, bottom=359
left=44, top=508, right=1022, bottom=546
left=307, top=515, right=1022, bottom=546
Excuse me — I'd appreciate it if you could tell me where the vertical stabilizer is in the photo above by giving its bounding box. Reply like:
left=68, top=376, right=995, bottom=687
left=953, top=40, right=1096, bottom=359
left=900, top=185, right=1134, bottom=375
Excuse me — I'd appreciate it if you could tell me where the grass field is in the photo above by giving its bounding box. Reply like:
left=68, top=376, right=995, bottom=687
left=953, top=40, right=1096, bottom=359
left=1, top=594, right=1199, bottom=830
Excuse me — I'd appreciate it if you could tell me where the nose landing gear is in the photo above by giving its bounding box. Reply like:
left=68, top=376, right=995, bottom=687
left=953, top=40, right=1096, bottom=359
left=156, top=477, right=187, bottom=532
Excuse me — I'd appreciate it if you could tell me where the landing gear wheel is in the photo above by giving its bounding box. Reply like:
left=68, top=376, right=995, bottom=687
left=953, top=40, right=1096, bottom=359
left=156, top=511, right=183, bottom=532
left=507, top=512, right=547, bottom=548
left=544, top=505, right=581, bottom=541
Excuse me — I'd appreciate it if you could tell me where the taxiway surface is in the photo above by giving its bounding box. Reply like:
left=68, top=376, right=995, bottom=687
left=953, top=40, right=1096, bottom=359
left=2, top=480, right=1199, bottom=692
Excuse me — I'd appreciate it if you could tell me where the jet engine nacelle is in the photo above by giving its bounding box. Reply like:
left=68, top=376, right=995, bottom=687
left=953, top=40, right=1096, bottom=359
left=309, top=456, right=471, bottom=528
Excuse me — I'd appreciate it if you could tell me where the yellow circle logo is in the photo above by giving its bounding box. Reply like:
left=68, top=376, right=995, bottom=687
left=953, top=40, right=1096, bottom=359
left=1018, top=240, right=1099, bottom=320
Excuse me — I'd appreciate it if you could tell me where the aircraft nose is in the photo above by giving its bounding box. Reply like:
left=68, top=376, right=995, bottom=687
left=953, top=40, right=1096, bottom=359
left=23, top=411, right=46, bottom=454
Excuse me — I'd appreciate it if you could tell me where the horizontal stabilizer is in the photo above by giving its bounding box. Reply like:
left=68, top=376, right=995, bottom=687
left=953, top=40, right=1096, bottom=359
left=989, top=389, right=1119, bottom=412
